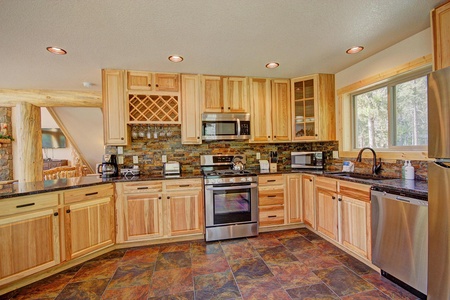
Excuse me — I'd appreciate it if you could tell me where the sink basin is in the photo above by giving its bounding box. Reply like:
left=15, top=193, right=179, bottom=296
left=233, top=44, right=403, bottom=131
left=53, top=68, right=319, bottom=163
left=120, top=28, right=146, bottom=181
left=325, top=172, right=391, bottom=181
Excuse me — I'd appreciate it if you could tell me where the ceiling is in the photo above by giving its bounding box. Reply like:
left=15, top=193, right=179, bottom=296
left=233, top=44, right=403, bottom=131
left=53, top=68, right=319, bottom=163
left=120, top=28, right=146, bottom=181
left=0, top=0, right=444, bottom=92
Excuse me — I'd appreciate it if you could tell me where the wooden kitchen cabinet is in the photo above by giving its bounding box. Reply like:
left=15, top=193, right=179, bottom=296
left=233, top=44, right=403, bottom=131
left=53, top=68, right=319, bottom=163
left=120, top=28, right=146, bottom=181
left=315, top=177, right=338, bottom=241
left=291, top=74, right=335, bottom=141
left=181, top=74, right=202, bottom=144
left=432, top=1, right=450, bottom=70
left=285, top=174, right=302, bottom=224
left=115, top=179, right=204, bottom=243
left=258, top=174, right=285, bottom=227
left=102, top=69, right=129, bottom=145
left=63, top=184, right=115, bottom=260
left=0, top=193, right=60, bottom=287
left=201, top=75, right=248, bottom=113
left=250, top=78, right=291, bottom=142
left=338, top=180, right=372, bottom=260
left=302, top=174, right=315, bottom=228
left=127, top=71, right=179, bottom=92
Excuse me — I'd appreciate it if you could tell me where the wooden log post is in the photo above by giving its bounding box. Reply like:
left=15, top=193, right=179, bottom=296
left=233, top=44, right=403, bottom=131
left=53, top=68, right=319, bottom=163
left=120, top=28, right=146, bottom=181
left=15, top=102, right=43, bottom=182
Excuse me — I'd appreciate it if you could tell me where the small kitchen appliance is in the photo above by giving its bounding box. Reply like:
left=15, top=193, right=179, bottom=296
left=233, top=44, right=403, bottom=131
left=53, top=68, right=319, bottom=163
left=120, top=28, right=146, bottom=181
left=201, top=154, right=258, bottom=242
left=163, top=161, right=181, bottom=176
left=98, top=154, right=118, bottom=177
left=201, top=113, right=251, bottom=140
left=291, top=151, right=324, bottom=169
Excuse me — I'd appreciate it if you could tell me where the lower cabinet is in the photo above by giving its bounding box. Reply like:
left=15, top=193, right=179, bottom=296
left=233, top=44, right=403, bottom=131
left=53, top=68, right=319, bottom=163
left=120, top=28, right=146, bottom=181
left=0, top=193, right=60, bottom=287
left=315, top=177, right=338, bottom=241
left=115, top=178, right=204, bottom=243
left=285, top=174, right=302, bottom=224
left=63, top=184, right=115, bottom=260
left=258, top=174, right=285, bottom=227
left=301, top=174, right=315, bottom=228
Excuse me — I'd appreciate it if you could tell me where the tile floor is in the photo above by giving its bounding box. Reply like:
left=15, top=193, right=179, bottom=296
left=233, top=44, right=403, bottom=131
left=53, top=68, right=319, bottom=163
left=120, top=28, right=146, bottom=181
left=0, top=228, right=420, bottom=300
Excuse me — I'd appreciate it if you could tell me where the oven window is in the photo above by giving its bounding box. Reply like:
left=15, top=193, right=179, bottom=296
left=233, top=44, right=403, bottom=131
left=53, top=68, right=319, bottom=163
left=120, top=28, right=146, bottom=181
left=203, top=122, right=237, bottom=136
left=213, top=189, right=251, bottom=224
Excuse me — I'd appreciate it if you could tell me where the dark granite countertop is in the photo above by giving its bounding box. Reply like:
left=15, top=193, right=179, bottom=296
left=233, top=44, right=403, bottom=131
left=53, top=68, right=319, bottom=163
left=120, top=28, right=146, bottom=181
left=0, top=169, right=427, bottom=200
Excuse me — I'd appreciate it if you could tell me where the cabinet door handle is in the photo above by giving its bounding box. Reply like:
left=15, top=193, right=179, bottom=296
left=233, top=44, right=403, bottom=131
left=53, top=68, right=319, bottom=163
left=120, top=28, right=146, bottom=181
left=179, top=184, right=190, bottom=187
left=16, top=203, right=35, bottom=208
left=268, top=136, right=271, bottom=138
left=221, top=107, right=224, bottom=110
left=137, top=187, right=149, bottom=190
left=85, top=192, right=98, bottom=196
left=148, top=84, right=151, bottom=87
left=309, top=179, right=312, bottom=182
left=66, top=209, right=71, bottom=213
left=338, top=197, right=342, bottom=202
left=268, top=215, right=277, bottom=218
left=54, top=212, right=59, bottom=216
left=274, top=136, right=277, bottom=138
left=332, top=196, right=336, bottom=200
left=158, top=196, right=162, bottom=200
left=228, top=107, right=230, bottom=110
left=167, top=196, right=171, bottom=199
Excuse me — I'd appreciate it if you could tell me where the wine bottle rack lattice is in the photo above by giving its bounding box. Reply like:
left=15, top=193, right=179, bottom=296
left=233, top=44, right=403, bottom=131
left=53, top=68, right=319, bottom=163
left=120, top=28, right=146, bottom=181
left=128, top=94, right=180, bottom=123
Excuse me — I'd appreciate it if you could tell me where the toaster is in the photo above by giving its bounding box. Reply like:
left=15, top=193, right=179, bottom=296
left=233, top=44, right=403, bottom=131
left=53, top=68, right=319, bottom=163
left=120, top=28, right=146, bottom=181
left=163, top=161, right=181, bottom=176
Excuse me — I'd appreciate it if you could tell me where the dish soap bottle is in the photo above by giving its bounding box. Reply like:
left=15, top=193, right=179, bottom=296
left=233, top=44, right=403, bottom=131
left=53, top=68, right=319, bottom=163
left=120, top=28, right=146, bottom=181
left=401, top=160, right=408, bottom=179
left=405, top=161, right=415, bottom=180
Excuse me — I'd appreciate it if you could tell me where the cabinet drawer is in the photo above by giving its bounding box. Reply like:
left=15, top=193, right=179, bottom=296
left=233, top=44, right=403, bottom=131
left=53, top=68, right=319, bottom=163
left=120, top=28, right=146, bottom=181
left=258, top=175, right=284, bottom=185
left=121, top=181, right=163, bottom=194
left=259, top=205, right=284, bottom=226
left=315, top=177, right=337, bottom=191
left=165, top=179, right=202, bottom=191
left=259, top=189, right=284, bottom=206
left=338, top=181, right=371, bottom=202
left=64, top=184, right=114, bottom=204
left=0, top=193, right=59, bottom=217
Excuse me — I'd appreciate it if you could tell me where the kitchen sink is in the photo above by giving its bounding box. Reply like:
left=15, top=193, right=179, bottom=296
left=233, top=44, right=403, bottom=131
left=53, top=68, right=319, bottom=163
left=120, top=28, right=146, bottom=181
left=325, top=172, right=392, bottom=181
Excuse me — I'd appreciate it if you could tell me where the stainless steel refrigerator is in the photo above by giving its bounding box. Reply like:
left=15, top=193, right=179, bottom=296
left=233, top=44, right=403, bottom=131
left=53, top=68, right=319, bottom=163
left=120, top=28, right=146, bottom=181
left=428, top=66, right=450, bottom=299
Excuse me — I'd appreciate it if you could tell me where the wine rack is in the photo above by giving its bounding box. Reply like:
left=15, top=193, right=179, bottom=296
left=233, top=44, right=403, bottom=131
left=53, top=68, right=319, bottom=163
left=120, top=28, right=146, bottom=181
left=128, top=94, right=180, bottom=124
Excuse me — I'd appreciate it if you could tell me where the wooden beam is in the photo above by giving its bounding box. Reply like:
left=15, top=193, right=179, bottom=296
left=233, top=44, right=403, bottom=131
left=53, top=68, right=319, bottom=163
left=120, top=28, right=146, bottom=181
left=15, top=102, right=43, bottom=182
left=0, top=90, right=102, bottom=107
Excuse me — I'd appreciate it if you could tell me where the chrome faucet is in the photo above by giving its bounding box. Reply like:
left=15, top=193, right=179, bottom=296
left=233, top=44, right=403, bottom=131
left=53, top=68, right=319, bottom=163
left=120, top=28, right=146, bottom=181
left=356, top=147, right=382, bottom=175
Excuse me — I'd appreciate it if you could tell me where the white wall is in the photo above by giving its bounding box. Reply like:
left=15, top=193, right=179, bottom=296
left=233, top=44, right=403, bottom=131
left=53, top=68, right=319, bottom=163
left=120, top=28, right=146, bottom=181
left=335, top=28, right=432, bottom=90
left=41, top=108, right=73, bottom=161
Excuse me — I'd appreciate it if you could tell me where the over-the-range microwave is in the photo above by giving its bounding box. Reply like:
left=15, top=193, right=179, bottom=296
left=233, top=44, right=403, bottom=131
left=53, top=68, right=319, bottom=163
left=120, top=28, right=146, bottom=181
left=291, top=151, right=324, bottom=169
left=202, top=113, right=250, bottom=140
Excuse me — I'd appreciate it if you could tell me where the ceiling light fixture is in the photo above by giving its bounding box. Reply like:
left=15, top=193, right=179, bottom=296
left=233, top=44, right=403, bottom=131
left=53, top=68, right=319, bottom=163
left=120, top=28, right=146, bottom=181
left=46, top=46, right=67, bottom=55
left=265, top=62, right=279, bottom=69
left=168, top=55, right=183, bottom=63
left=346, top=46, right=364, bottom=54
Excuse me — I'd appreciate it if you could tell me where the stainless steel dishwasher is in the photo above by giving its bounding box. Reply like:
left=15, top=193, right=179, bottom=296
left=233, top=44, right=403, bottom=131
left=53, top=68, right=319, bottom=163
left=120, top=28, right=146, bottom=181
left=371, top=187, right=428, bottom=299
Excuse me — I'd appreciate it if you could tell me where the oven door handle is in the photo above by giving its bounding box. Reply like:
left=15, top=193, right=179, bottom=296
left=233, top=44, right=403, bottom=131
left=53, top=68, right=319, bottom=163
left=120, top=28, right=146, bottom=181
left=205, top=183, right=257, bottom=191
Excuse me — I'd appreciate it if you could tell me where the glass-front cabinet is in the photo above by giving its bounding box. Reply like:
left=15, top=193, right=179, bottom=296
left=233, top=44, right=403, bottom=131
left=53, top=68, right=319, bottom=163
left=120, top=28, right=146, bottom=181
left=291, top=74, right=336, bottom=141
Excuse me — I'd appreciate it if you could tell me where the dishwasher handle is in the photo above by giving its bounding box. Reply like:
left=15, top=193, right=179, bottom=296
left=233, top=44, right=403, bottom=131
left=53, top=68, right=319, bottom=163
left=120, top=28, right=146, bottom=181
left=371, top=190, right=428, bottom=206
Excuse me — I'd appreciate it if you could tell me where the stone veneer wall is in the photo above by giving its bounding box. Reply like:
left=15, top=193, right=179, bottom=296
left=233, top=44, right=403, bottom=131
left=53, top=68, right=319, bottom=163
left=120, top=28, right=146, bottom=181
left=106, top=125, right=428, bottom=180
left=0, top=108, right=13, bottom=181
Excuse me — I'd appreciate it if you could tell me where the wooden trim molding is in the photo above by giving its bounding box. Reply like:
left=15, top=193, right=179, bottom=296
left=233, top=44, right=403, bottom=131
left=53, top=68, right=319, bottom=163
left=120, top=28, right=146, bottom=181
left=0, top=90, right=101, bottom=107
left=337, top=55, right=432, bottom=160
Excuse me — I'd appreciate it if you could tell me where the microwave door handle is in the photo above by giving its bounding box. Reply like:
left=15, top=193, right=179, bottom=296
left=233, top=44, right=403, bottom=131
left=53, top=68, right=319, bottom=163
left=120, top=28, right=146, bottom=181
left=237, top=118, right=241, bottom=136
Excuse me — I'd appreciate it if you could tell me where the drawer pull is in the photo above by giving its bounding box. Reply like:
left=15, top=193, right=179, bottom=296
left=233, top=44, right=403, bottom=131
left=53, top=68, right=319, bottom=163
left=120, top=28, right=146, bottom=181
left=268, top=215, right=277, bottom=218
left=267, top=180, right=276, bottom=182
left=267, top=195, right=277, bottom=198
left=16, top=203, right=35, bottom=208
left=85, top=192, right=99, bottom=196
left=179, top=184, right=190, bottom=187
left=137, top=187, right=149, bottom=190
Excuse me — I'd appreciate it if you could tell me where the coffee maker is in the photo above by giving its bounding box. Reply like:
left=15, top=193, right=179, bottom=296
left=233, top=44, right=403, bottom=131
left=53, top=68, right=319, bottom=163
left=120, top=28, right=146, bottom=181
left=98, top=154, right=119, bottom=177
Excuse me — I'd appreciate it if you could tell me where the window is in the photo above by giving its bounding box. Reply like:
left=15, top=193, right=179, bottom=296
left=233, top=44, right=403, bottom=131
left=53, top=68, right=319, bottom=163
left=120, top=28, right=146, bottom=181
left=352, top=70, right=429, bottom=151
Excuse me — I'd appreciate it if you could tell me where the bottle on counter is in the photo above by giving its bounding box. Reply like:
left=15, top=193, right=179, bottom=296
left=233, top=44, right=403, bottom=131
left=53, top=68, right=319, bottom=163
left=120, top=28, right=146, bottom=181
left=401, top=160, right=408, bottom=179
left=405, top=160, right=415, bottom=180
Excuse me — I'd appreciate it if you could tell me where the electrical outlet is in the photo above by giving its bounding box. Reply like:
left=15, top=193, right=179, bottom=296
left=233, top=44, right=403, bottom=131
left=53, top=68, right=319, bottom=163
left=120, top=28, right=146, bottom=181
left=333, top=151, right=339, bottom=159
left=117, top=146, right=123, bottom=155
left=256, top=152, right=261, bottom=159
left=117, top=155, right=124, bottom=164
left=162, top=155, right=167, bottom=163
left=133, top=156, right=139, bottom=164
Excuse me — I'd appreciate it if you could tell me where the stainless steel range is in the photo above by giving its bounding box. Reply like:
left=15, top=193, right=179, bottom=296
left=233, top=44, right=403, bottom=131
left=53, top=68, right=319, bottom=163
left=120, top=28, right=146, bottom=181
left=201, top=155, right=258, bottom=242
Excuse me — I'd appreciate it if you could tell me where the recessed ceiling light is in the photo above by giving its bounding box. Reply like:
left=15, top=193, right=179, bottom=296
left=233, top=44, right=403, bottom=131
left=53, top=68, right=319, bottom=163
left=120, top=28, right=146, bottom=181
left=265, top=62, right=279, bottom=69
left=168, top=55, right=183, bottom=63
left=83, top=82, right=94, bottom=88
left=346, top=46, right=364, bottom=54
left=46, top=46, right=67, bottom=55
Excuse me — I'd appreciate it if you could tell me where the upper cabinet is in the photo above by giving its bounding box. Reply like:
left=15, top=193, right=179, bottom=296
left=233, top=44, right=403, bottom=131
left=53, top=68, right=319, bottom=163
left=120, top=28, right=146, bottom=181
left=102, top=69, right=128, bottom=145
left=432, top=1, right=450, bottom=70
left=250, top=78, right=291, bottom=143
left=201, top=75, right=249, bottom=113
left=127, top=71, right=180, bottom=92
left=181, top=74, right=202, bottom=144
left=291, top=74, right=335, bottom=141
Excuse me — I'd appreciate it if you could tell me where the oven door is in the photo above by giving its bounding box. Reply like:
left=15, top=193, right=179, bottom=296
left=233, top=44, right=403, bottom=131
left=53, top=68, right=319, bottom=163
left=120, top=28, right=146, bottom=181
left=205, top=183, right=258, bottom=227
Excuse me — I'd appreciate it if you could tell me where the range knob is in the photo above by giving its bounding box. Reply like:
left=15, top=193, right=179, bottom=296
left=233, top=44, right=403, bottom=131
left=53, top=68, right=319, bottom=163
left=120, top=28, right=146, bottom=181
left=229, top=178, right=235, bottom=183
left=247, top=177, right=253, bottom=182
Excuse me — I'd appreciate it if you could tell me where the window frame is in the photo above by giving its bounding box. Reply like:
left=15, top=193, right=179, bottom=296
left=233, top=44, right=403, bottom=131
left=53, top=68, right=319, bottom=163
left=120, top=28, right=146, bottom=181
left=350, top=68, right=430, bottom=152
left=337, top=55, right=432, bottom=160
